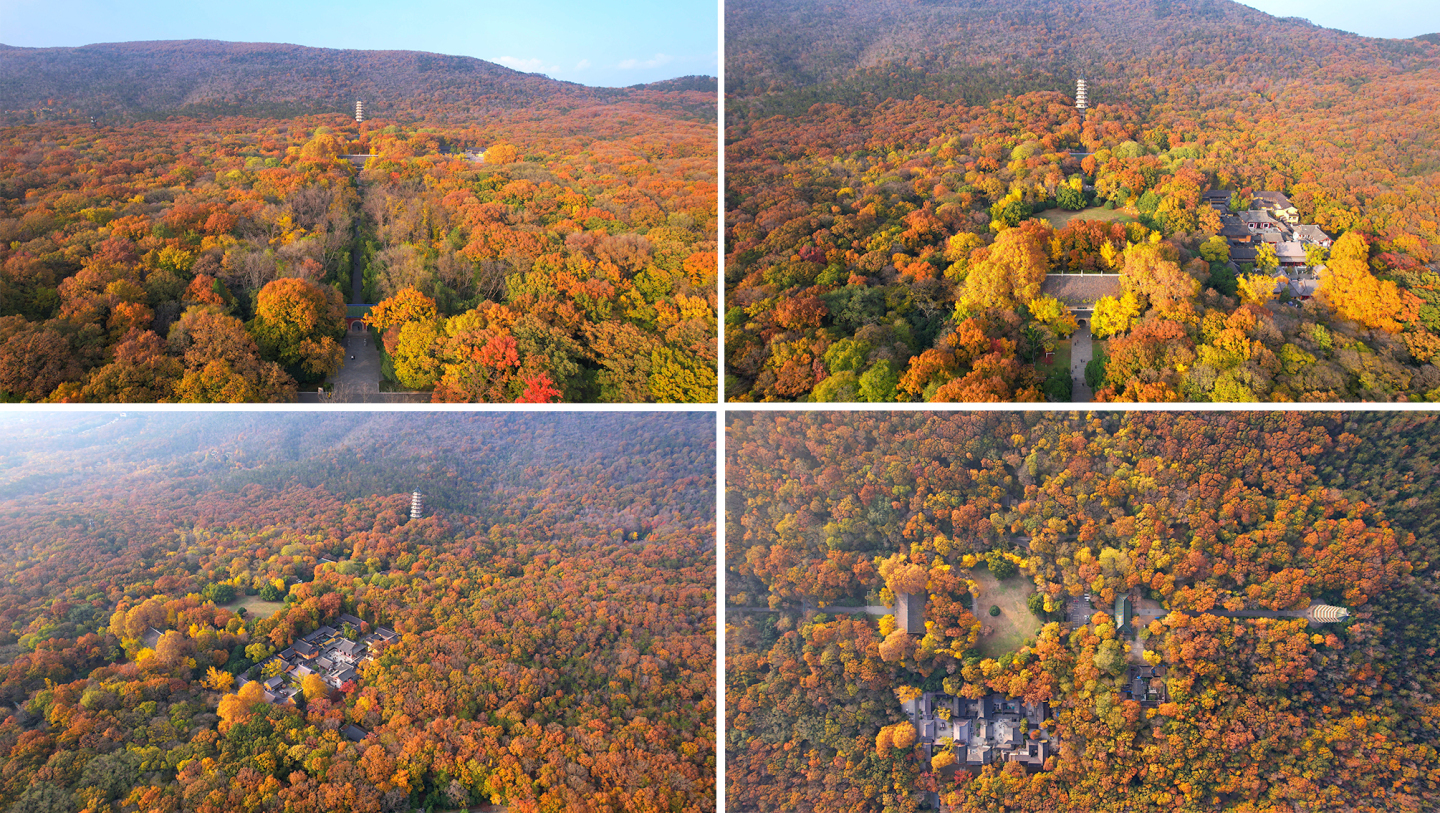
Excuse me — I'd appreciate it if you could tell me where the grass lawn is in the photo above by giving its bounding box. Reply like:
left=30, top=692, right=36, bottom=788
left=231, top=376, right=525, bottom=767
left=1041, top=206, right=1135, bottom=229
left=226, top=594, right=287, bottom=620
left=1036, top=335, right=1072, bottom=378
left=972, top=567, right=1043, bottom=659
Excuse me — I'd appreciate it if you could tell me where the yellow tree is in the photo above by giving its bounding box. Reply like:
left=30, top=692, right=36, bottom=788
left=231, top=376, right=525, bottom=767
left=204, top=667, right=235, bottom=692
left=1119, top=242, right=1198, bottom=314
left=961, top=223, right=1050, bottom=310
left=1028, top=295, right=1078, bottom=336
left=485, top=143, right=519, bottom=164
left=1254, top=243, right=1280, bottom=272
left=891, top=720, right=918, bottom=748
left=299, top=132, right=344, bottom=161
left=301, top=673, right=328, bottom=701
left=392, top=320, right=442, bottom=390
left=1319, top=232, right=1415, bottom=332
left=1198, top=236, right=1230, bottom=263
left=1092, top=292, right=1144, bottom=338
left=1237, top=273, right=1277, bottom=306
left=365, top=287, right=439, bottom=331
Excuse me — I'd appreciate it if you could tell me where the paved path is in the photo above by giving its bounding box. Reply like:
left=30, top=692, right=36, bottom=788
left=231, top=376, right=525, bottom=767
left=296, top=328, right=429, bottom=404
left=1141, top=606, right=1308, bottom=622
left=727, top=602, right=889, bottom=616
left=1207, top=609, right=1307, bottom=620
left=336, top=329, right=382, bottom=399
left=1129, top=637, right=1146, bottom=662
left=1070, top=314, right=1094, bottom=402
left=825, top=605, right=890, bottom=616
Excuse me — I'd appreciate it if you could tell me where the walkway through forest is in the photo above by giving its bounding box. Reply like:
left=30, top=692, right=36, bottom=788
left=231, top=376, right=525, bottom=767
left=296, top=172, right=429, bottom=403
left=1071, top=313, right=1094, bottom=401
left=728, top=602, right=890, bottom=616
left=350, top=179, right=365, bottom=303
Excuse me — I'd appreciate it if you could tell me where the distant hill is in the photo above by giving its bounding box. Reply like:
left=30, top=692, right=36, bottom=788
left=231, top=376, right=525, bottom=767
left=726, top=0, right=1440, bottom=113
left=631, top=75, right=718, bottom=93
left=0, top=40, right=713, bottom=122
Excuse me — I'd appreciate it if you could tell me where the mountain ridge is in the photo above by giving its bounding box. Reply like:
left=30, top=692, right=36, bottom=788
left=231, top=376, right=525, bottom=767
left=726, top=0, right=1440, bottom=114
left=0, top=39, right=715, bottom=122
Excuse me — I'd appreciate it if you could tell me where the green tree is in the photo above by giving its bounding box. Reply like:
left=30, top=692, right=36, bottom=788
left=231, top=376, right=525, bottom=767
left=858, top=360, right=899, bottom=402
left=1084, top=345, right=1108, bottom=389
left=1199, top=236, right=1230, bottom=263
left=986, top=550, right=1018, bottom=579
left=990, top=195, right=1032, bottom=228
left=1094, top=638, right=1126, bottom=675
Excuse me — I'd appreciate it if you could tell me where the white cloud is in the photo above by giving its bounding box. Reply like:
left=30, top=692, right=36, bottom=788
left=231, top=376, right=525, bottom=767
left=617, top=53, right=673, bottom=70
left=495, top=56, right=559, bottom=74
left=575, top=59, right=591, bottom=70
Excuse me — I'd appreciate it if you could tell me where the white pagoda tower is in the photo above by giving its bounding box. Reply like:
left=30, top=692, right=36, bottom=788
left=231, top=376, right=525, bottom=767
left=1075, top=78, right=1088, bottom=118
left=355, top=100, right=364, bottom=123
left=1306, top=604, right=1350, bottom=623
left=410, top=491, right=423, bottom=519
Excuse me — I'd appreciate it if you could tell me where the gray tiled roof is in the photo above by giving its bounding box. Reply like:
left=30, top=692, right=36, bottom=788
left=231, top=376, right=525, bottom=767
left=1041, top=274, right=1121, bottom=306
left=896, top=590, right=926, bottom=635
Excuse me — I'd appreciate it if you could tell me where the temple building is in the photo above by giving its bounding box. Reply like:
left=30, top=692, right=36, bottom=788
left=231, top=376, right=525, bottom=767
left=895, top=589, right=927, bottom=635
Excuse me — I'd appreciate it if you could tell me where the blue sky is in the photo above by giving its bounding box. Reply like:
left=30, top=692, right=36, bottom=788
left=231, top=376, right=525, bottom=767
left=1236, top=0, right=1439, bottom=38
left=1, top=0, right=1430, bottom=88
left=0, top=0, right=720, bottom=87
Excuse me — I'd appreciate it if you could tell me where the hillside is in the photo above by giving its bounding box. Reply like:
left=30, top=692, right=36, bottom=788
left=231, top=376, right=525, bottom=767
left=0, top=39, right=703, bottom=123
left=724, top=0, right=1440, bottom=403
left=0, top=39, right=718, bottom=404
left=0, top=412, right=716, bottom=812
left=726, top=0, right=1440, bottom=114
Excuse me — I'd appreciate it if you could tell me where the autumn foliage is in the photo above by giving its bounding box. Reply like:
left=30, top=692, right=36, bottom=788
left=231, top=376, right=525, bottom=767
left=724, top=0, right=1440, bottom=402
left=0, top=412, right=716, bottom=811
left=0, top=78, right=717, bottom=402
left=727, top=411, right=1440, bottom=812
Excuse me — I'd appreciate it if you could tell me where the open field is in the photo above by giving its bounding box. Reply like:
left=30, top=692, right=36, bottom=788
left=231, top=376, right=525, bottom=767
left=972, top=566, right=1042, bottom=658
left=1041, top=206, right=1136, bottom=229
left=226, top=594, right=287, bottom=620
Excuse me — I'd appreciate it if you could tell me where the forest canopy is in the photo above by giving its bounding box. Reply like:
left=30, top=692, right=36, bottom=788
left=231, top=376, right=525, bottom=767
left=724, top=0, right=1440, bottom=402
left=0, top=42, right=717, bottom=402
left=0, top=411, right=716, bottom=812
left=726, top=411, right=1440, bottom=812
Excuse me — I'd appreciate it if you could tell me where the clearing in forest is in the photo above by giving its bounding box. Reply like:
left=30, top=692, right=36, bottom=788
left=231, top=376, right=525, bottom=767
left=227, top=594, right=287, bottom=620
left=1041, top=206, right=1135, bottom=229
left=972, top=566, right=1042, bottom=659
